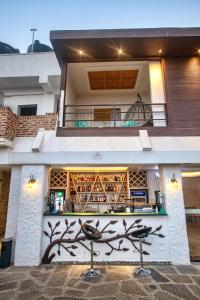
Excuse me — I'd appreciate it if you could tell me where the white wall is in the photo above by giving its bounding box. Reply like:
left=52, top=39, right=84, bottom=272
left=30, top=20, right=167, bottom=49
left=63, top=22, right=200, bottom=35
left=65, top=71, right=76, bottom=105
left=149, top=62, right=166, bottom=126
left=15, top=165, right=48, bottom=266
left=159, top=165, right=190, bottom=264
left=0, top=52, right=60, bottom=78
left=4, top=92, right=56, bottom=115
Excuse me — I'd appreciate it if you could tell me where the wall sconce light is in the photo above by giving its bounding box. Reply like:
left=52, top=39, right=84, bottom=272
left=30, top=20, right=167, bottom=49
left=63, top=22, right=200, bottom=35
left=171, top=173, right=178, bottom=188
left=28, top=174, right=36, bottom=188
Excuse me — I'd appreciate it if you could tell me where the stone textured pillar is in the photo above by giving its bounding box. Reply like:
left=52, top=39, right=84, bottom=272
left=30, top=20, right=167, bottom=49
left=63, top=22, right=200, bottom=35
left=15, top=165, right=48, bottom=266
left=5, top=167, right=21, bottom=262
left=159, top=165, right=190, bottom=265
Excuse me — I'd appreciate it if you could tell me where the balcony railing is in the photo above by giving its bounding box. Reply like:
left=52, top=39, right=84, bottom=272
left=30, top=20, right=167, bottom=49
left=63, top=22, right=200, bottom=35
left=63, top=103, right=167, bottom=128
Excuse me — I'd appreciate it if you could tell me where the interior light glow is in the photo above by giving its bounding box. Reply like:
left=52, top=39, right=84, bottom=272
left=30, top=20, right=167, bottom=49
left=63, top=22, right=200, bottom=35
left=158, top=49, right=163, bottom=55
left=62, top=167, right=128, bottom=172
left=198, top=49, right=200, bottom=55
left=181, top=171, right=200, bottom=177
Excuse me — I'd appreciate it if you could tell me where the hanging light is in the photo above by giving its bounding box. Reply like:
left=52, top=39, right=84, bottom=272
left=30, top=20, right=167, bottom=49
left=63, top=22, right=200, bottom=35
left=28, top=174, right=36, bottom=188
left=171, top=173, right=178, bottom=188
left=124, top=93, right=152, bottom=126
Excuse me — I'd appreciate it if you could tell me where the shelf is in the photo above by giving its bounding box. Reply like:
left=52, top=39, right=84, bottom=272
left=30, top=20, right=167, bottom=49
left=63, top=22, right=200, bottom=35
left=70, top=171, right=128, bottom=213
left=76, top=191, right=127, bottom=194
left=76, top=202, right=125, bottom=204
left=72, top=181, right=127, bottom=184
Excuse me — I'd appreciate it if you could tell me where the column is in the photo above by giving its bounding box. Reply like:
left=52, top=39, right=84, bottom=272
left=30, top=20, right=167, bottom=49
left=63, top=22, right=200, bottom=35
left=149, top=61, right=166, bottom=127
left=14, top=165, right=48, bottom=266
left=159, top=165, right=190, bottom=265
left=5, top=167, right=22, bottom=263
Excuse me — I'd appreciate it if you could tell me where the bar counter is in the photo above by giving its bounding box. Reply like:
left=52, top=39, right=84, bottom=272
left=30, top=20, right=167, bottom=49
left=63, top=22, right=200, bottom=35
left=44, top=211, right=167, bottom=216
left=42, top=210, right=169, bottom=264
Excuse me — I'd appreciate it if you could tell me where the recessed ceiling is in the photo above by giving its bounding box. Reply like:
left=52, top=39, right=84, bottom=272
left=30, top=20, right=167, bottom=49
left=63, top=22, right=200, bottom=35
left=88, top=70, right=139, bottom=90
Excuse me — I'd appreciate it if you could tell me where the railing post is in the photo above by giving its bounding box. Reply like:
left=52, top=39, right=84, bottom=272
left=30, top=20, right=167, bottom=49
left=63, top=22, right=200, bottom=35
left=113, top=105, right=116, bottom=127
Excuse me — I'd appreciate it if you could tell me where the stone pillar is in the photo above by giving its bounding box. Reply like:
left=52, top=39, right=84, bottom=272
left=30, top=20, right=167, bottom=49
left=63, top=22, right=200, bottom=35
left=14, top=165, right=48, bottom=266
left=5, top=167, right=22, bottom=263
left=159, top=165, right=190, bottom=265
left=149, top=61, right=166, bottom=127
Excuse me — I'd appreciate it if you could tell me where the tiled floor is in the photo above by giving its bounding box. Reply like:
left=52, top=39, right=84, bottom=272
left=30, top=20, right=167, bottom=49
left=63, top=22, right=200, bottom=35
left=0, top=264, right=200, bottom=300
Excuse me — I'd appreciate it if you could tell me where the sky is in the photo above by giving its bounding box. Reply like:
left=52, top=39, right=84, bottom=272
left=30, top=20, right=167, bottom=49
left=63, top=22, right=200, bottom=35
left=1, top=0, right=200, bottom=53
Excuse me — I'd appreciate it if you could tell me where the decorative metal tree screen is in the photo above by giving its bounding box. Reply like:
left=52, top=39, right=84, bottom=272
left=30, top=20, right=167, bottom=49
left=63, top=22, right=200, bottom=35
left=124, top=94, right=152, bottom=126
left=129, top=170, right=148, bottom=188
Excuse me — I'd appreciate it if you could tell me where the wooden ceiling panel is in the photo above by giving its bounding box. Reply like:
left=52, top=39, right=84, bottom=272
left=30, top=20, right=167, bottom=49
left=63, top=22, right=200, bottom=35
left=88, top=70, right=139, bottom=90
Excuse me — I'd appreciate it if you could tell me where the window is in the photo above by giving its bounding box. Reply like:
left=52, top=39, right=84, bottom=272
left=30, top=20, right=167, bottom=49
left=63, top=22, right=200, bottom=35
left=18, top=105, right=37, bottom=116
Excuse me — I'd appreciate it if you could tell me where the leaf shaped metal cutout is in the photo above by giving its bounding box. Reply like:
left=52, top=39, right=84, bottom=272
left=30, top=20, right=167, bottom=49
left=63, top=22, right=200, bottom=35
left=54, top=232, right=61, bottom=235
left=96, top=220, right=100, bottom=228
left=48, top=221, right=52, bottom=229
left=135, top=219, right=142, bottom=224
left=158, top=234, right=165, bottom=238
left=86, top=220, right=93, bottom=224
left=71, top=245, right=78, bottom=249
left=43, top=231, right=50, bottom=237
left=110, top=220, right=118, bottom=225
left=123, top=219, right=127, bottom=226
left=55, top=221, right=60, bottom=227
left=156, top=225, right=162, bottom=231
left=65, top=219, right=68, bottom=226
left=70, top=221, right=76, bottom=226
left=123, top=248, right=129, bottom=251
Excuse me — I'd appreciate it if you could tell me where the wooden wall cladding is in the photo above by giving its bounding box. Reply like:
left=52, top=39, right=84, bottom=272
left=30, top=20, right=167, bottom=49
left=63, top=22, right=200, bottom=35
left=163, top=58, right=200, bottom=128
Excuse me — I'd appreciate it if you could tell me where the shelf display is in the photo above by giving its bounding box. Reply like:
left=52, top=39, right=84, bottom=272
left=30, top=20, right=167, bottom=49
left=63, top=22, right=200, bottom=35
left=69, top=171, right=128, bottom=211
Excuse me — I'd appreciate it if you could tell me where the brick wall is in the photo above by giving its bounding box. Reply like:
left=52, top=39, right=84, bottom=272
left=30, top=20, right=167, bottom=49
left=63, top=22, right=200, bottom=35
left=16, top=113, right=56, bottom=137
left=0, top=171, right=11, bottom=237
left=0, top=107, right=17, bottom=140
left=0, top=107, right=57, bottom=140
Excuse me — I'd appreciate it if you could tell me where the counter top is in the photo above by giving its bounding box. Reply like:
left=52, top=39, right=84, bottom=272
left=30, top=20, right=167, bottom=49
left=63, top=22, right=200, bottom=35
left=44, top=211, right=167, bottom=217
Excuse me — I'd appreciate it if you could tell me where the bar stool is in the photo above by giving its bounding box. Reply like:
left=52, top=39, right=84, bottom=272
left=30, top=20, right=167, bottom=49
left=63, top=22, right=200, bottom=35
left=81, top=223, right=102, bottom=278
left=131, top=226, right=152, bottom=277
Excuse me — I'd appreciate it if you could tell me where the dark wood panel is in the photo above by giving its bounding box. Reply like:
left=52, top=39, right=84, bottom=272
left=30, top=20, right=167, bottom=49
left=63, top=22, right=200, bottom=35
left=56, top=127, right=200, bottom=137
left=163, top=57, right=200, bottom=129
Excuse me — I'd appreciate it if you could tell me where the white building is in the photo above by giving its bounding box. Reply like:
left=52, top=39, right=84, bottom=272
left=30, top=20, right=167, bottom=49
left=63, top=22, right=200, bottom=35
left=1, top=28, right=200, bottom=266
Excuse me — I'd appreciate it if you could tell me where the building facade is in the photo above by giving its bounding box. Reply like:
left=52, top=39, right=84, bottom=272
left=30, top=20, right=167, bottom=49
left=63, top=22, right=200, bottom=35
left=0, top=28, right=200, bottom=266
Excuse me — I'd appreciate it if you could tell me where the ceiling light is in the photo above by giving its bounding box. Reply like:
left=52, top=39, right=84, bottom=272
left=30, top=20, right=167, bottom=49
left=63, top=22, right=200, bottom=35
left=78, top=48, right=84, bottom=56
left=158, top=49, right=163, bottom=55
left=198, top=49, right=200, bottom=55
left=117, top=48, right=124, bottom=55
left=181, top=171, right=200, bottom=177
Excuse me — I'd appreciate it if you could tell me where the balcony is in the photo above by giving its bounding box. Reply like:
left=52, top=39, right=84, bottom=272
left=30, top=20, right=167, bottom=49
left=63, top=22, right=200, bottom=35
left=57, top=102, right=167, bottom=137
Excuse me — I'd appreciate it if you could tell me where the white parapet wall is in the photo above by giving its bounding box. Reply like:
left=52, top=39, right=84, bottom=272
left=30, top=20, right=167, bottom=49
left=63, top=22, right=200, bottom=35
left=42, top=215, right=169, bottom=264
